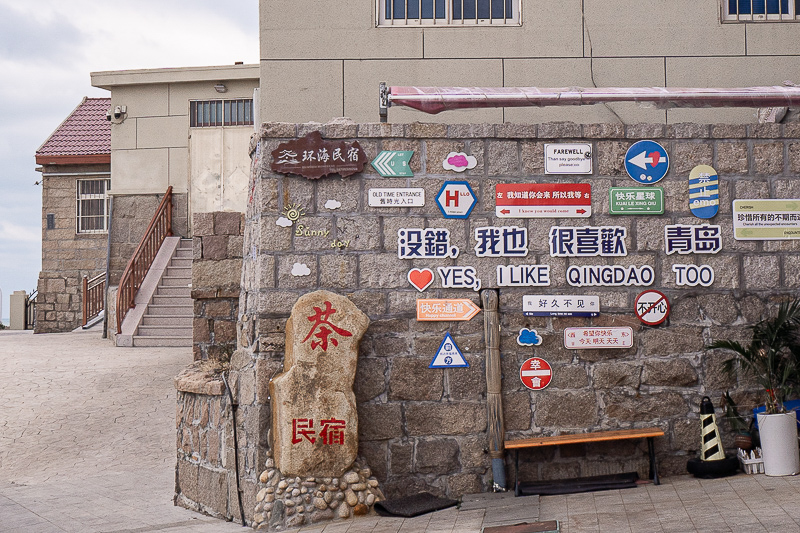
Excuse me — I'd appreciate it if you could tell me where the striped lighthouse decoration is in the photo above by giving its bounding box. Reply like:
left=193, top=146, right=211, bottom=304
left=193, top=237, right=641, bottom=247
left=700, top=396, right=725, bottom=461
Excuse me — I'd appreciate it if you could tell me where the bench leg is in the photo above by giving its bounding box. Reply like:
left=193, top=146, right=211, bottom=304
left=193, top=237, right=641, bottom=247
left=514, top=449, right=520, bottom=496
left=647, top=437, right=660, bottom=485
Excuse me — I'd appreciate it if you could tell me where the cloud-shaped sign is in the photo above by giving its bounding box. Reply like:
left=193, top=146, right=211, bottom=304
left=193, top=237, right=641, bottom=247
left=324, top=199, right=342, bottom=210
left=517, top=328, right=543, bottom=347
left=443, top=152, right=477, bottom=172
left=291, top=263, right=311, bottom=277
left=276, top=217, right=293, bottom=227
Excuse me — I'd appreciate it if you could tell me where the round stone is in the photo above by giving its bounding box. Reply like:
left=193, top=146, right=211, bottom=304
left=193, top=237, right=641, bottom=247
left=257, top=488, right=268, bottom=502
left=278, top=480, right=288, bottom=490
left=331, top=478, right=339, bottom=486
left=336, top=492, right=345, bottom=501
left=318, top=484, right=327, bottom=492
left=259, top=471, right=270, bottom=483
left=344, top=472, right=360, bottom=484
left=266, top=494, right=275, bottom=503
left=324, top=491, right=333, bottom=504
left=354, top=503, right=368, bottom=516
left=337, top=503, right=350, bottom=518
left=350, top=483, right=366, bottom=491
left=367, top=479, right=379, bottom=488
left=292, top=488, right=301, bottom=497
left=285, top=499, right=296, bottom=508
left=360, top=468, right=372, bottom=478
left=345, top=489, right=358, bottom=507
left=266, top=487, right=275, bottom=494
left=265, top=458, right=275, bottom=468
left=339, top=481, right=348, bottom=490
left=366, top=494, right=375, bottom=506
left=329, top=499, right=339, bottom=509
left=313, top=497, right=327, bottom=510
left=300, top=487, right=308, bottom=494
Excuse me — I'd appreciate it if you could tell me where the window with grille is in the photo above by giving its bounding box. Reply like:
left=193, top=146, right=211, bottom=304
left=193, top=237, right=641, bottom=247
left=76, top=179, right=110, bottom=234
left=190, top=99, right=254, bottom=127
left=378, top=0, right=520, bottom=26
left=724, top=0, right=800, bottom=20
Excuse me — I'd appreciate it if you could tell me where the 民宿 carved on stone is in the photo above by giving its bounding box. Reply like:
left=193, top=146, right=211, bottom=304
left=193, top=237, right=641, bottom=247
left=271, top=290, right=369, bottom=478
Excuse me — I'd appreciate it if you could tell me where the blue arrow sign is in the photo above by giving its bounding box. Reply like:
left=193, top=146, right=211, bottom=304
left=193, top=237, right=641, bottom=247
left=371, top=150, right=414, bottom=177
left=625, top=140, right=669, bottom=184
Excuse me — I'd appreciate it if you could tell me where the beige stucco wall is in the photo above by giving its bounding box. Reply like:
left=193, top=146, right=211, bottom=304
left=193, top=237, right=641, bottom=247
left=259, top=0, right=800, bottom=124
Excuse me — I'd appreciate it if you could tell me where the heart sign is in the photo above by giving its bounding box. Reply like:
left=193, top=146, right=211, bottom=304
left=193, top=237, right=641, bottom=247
left=408, top=268, right=434, bottom=292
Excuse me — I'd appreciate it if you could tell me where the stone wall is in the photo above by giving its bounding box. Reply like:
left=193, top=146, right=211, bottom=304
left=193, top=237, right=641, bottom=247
left=36, top=166, right=109, bottom=333
left=192, top=211, right=245, bottom=361
left=237, top=120, right=800, bottom=501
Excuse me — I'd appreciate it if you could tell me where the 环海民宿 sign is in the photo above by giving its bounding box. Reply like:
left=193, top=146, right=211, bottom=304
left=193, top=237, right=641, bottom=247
left=733, top=199, right=800, bottom=240
left=523, top=295, right=600, bottom=317
left=271, top=131, right=367, bottom=180
left=496, top=183, right=591, bottom=218
left=544, top=144, right=592, bottom=174
left=564, top=327, right=633, bottom=349
left=609, top=187, right=664, bottom=215
left=368, top=188, right=424, bottom=207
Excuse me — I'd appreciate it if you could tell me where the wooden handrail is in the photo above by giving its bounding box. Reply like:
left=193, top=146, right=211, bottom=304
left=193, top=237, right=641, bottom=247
left=82, top=273, right=106, bottom=327
left=116, top=187, right=173, bottom=334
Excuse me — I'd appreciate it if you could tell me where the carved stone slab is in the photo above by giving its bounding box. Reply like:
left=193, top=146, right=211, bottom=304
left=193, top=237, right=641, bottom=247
left=271, top=290, right=370, bottom=477
left=270, top=131, right=367, bottom=179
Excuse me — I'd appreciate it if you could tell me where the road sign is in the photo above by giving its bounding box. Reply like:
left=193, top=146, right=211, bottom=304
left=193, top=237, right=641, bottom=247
left=371, top=150, right=414, bottom=177
left=369, top=188, right=425, bottom=207
left=416, top=299, right=481, bottom=321
left=609, top=187, right=664, bottom=215
left=564, top=327, right=633, bottom=349
left=436, top=181, right=477, bottom=219
left=544, top=143, right=592, bottom=174
left=625, top=140, right=669, bottom=184
left=495, top=183, right=591, bottom=218
left=523, top=295, right=600, bottom=317
left=634, top=290, right=670, bottom=326
left=689, top=165, right=719, bottom=219
left=520, top=357, right=553, bottom=391
left=732, top=199, right=800, bottom=240
left=429, top=333, right=469, bottom=368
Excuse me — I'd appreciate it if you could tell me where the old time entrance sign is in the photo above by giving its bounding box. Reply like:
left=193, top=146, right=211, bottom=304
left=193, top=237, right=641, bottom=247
left=271, top=131, right=367, bottom=179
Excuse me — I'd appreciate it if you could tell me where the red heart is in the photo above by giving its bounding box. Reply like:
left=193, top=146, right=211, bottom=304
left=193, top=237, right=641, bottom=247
left=648, top=152, right=661, bottom=167
left=408, top=268, right=434, bottom=292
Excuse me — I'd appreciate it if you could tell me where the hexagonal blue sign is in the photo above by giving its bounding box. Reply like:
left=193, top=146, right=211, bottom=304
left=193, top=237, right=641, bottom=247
left=435, top=181, right=477, bottom=219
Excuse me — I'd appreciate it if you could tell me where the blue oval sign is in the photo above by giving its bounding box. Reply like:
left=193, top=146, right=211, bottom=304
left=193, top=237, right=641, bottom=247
left=625, top=140, right=669, bottom=184
left=689, top=165, right=720, bottom=219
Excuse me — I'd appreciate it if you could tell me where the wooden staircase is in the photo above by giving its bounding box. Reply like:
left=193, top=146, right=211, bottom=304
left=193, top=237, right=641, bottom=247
left=132, top=238, right=193, bottom=347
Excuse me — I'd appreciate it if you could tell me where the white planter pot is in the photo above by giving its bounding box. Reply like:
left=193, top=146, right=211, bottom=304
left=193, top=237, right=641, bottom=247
left=757, top=412, right=800, bottom=476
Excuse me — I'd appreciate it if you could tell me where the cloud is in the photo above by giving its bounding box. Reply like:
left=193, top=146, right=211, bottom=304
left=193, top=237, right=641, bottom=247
left=0, top=3, right=86, bottom=65
left=291, top=263, right=311, bottom=277
left=0, top=221, right=40, bottom=243
left=442, top=152, right=477, bottom=172
left=276, top=217, right=293, bottom=227
left=324, top=199, right=341, bottom=210
left=517, top=328, right=543, bottom=346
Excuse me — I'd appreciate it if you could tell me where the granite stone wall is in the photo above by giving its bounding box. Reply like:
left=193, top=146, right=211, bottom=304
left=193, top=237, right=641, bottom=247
left=236, top=120, right=800, bottom=501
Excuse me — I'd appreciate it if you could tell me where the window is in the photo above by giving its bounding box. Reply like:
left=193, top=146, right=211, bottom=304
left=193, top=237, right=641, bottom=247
left=378, top=0, right=520, bottom=26
left=76, top=179, right=110, bottom=234
left=724, top=0, right=800, bottom=20
left=190, top=99, right=254, bottom=127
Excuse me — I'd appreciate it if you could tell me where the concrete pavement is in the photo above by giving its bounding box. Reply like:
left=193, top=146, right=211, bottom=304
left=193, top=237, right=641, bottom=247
left=3, top=328, right=800, bottom=532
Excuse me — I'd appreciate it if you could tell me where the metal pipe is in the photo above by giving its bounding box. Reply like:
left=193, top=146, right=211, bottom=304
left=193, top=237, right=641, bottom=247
left=387, top=85, right=800, bottom=114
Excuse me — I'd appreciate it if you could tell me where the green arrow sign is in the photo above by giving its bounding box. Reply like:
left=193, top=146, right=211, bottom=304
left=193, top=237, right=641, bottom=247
left=371, top=151, right=414, bottom=177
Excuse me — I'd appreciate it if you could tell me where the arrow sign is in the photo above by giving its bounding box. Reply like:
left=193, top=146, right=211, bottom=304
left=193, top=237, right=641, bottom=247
left=625, top=140, right=669, bottom=184
left=627, top=151, right=663, bottom=170
left=371, top=150, right=414, bottom=177
left=416, top=299, right=481, bottom=321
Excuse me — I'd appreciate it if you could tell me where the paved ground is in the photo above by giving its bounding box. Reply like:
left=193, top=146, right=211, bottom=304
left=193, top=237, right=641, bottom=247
left=2, top=328, right=800, bottom=533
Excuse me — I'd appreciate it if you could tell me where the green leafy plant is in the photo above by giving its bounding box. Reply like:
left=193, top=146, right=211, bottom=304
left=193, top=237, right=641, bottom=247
left=707, top=299, right=800, bottom=414
left=721, top=390, right=750, bottom=433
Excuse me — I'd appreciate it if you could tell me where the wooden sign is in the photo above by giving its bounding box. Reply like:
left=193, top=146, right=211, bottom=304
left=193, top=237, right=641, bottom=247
left=271, top=131, right=367, bottom=180
left=416, top=299, right=481, bottom=322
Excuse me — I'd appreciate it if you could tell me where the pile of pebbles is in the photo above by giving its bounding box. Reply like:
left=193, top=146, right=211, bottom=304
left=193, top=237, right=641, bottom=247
left=253, top=458, right=384, bottom=530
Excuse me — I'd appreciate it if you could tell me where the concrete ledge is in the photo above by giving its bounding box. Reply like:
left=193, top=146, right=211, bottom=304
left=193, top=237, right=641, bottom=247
left=174, top=360, right=227, bottom=395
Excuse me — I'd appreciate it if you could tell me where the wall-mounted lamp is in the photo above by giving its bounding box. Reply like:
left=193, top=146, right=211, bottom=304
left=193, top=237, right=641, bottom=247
left=214, top=83, right=228, bottom=93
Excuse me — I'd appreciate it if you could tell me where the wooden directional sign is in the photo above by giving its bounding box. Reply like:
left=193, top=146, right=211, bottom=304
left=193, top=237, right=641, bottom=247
left=416, top=299, right=481, bottom=321
left=371, top=150, right=414, bottom=177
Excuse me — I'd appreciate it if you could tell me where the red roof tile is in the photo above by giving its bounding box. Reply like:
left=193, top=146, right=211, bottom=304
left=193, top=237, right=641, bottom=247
left=36, top=97, right=111, bottom=163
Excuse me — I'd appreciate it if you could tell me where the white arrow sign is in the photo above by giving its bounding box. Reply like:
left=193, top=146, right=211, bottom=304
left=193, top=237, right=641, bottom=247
left=628, top=151, right=661, bottom=170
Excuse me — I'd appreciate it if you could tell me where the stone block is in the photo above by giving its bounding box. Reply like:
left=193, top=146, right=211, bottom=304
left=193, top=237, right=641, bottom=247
left=753, top=142, right=784, bottom=175
left=389, top=357, right=443, bottom=401
left=503, top=391, right=532, bottom=431
left=592, top=363, right=642, bottom=389
left=743, top=255, right=779, bottom=290
left=642, top=359, right=698, bottom=387
left=670, top=142, right=712, bottom=174
left=640, top=326, right=705, bottom=356
left=227, top=235, right=244, bottom=258
left=358, top=254, right=406, bottom=289
left=358, top=123, right=404, bottom=138
left=626, top=123, right=665, bottom=139
left=446, top=473, right=483, bottom=496
left=534, top=391, right=598, bottom=428
left=789, top=143, right=800, bottom=174
left=539, top=122, right=581, bottom=139
left=487, top=141, right=519, bottom=175
left=335, top=216, right=381, bottom=251
left=194, top=318, right=211, bottom=343
left=324, top=121, right=358, bottom=139
left=715, top=142, right=748, bottom=174
left=177, top=459, right=199, bottom=502
left=603, top=391, right=687, bottom=423
left=749, top=123, right=781, bottom=139
left=194, top=212, right=214, bottom=236
left=198, top=467, right=228, bottom=515
left=405, top=402, right=486, bottom=436
left=703, top=350, right=737, bottom=391
left=319, top=255, right=358, bottom=289
left=583, top=124, right=624, bottom=139
left=261, top=122, right=297, bottom=138
left=213, top=320, right=237, bottom=343
left=415, top=438, right=460, bottom=475
left=358, top=403, right=403, bottom=441
left=447, top=356, right=485, bottom=401
left=668, top=123, right=711, bottom=139
left=495, top=123, right=537, bottom=138
left=596, top=141, right=627, bottom=175
left=448, top=123, right=494, bottom=138
left=193, top=259, right=242, bottom=290
left=520, top=142, right=546, bottom=175
left=711, top=124, right=746, bottom=139
left=202, top=235, right=230, bottom=261
left=425, top=140, right=465, bottom=175
left=406, top=122, right=447, bottom=138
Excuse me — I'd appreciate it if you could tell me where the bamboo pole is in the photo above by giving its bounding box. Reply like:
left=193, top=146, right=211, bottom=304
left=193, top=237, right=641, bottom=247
left=482, top=289, right=506, bottom=490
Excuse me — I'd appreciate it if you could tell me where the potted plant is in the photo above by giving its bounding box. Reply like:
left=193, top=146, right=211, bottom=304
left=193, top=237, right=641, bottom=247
left=707, top=298, right=800, bottom=476
left=721, top=391, right=753, bottom=451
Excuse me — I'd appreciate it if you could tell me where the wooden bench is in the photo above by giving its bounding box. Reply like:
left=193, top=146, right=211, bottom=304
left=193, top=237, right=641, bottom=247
left=504, top=427, right=665, bottom=496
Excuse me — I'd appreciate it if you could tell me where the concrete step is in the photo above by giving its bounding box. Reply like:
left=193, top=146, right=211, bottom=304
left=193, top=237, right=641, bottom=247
left=141, top=315, right=192, bottom=327
left=132, top=335, right=192, bottom=347
left=160, top=276, right=192, bottom=287
left=151, top=295, right=192, bottom=306
left=166, top=265, right=191, bottom=275
left=156, top=286, right=191, bottom=297
left=175, top=247, right=193, bottom=256
left=170, top=258, right=192, bottom=268
left=136, top=325, right=192, bottom=337
left=146, top=304, right=193, bottom=316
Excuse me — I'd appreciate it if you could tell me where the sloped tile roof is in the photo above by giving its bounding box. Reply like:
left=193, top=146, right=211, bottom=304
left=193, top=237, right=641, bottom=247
left=36, top=97, right=111, bottom=163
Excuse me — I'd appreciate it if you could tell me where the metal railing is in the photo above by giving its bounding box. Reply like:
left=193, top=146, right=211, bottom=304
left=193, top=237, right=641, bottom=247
left=116, top=186, right=173, bottom=334
left=82, top=273, right=106, bottom=327
left=25, top=290, right=37, bottom=330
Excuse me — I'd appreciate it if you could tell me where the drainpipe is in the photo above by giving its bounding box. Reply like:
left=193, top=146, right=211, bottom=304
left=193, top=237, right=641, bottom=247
left=482, top=289, right=506, bottom=491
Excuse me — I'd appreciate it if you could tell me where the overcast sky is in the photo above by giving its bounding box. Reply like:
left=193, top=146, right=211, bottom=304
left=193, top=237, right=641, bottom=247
left=0, top=0, right=258, bottom=320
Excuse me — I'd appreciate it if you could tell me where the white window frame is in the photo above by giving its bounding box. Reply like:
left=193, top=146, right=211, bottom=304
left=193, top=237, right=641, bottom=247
left=189, top=99, right=254, bottom=128
left=377, top=0, right=521, bottom=27
left=722, top=0, right=800, bottom=21
left=76, top=178, right=111, bottom=234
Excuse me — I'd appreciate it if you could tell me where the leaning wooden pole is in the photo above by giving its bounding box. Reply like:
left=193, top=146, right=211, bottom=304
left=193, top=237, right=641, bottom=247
left=482, top=289, right=506, bottom=491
